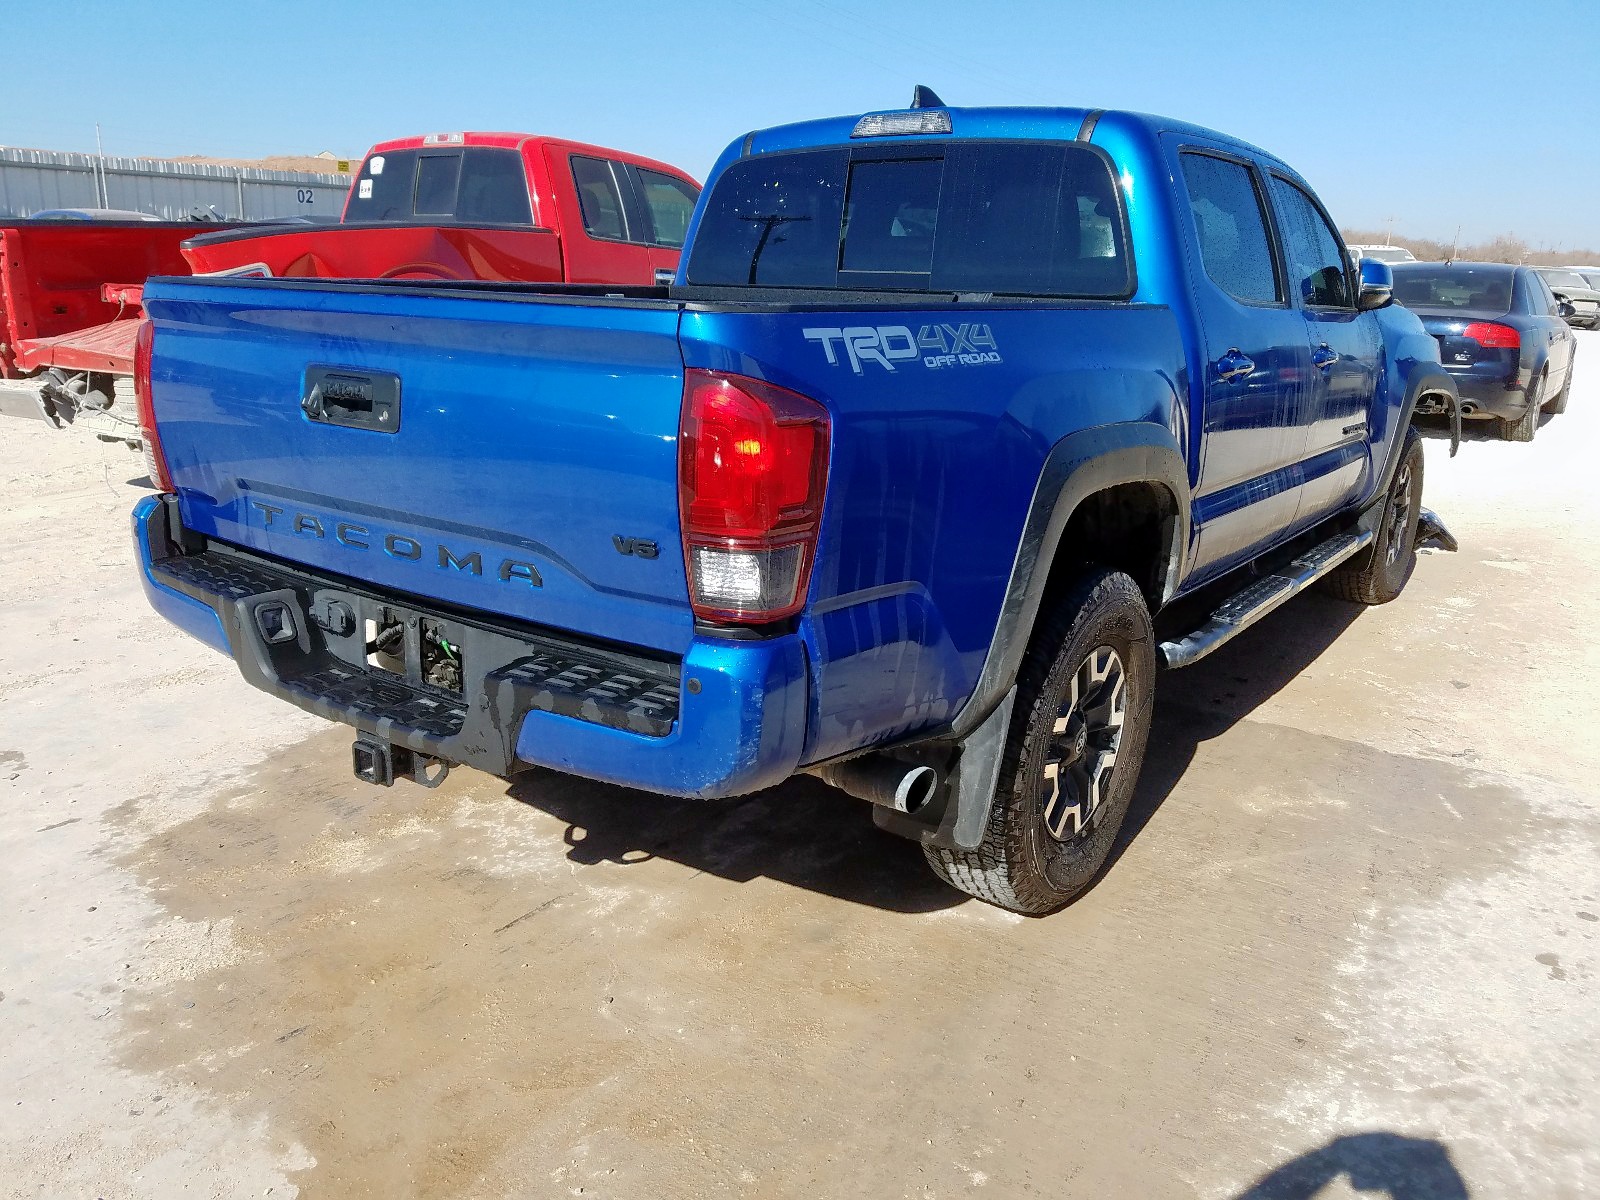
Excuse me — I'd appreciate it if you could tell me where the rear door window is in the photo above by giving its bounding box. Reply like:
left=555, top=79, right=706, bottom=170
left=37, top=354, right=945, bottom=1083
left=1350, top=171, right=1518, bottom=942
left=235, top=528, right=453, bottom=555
left=1178, top=152, right=1281, bottom=304
left=1267, top=176, right=1354, bottom=308
left=634, top=168, right=700, bottom=248
left=343, top=146, right=533, bottom=226
left=571, top=156, right=630, bottom=241
left=686, top=140, right=1132, bottom=298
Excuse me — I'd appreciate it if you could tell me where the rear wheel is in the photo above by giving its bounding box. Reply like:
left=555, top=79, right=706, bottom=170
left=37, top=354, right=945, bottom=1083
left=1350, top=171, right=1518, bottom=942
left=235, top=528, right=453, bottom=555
left=1319, top=427, right=1424, bottom=606
left=1543, top=370, right=1570, bottom=416
left=923, top=569, right=1155, bottom=915
left=1501, top=374, right=1542, bottom=441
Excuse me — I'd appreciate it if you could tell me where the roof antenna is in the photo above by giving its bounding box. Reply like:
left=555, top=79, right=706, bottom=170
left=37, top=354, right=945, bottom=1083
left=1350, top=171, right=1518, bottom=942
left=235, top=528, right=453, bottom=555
left=911, top=85, right=945, bottom=109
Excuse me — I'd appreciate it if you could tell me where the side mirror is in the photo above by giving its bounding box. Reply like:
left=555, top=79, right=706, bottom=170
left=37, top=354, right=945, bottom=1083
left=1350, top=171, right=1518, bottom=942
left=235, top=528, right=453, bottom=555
left=1558, top=300, right=1576, bottom=319
left=1357, top=258, right=1393, bottom=311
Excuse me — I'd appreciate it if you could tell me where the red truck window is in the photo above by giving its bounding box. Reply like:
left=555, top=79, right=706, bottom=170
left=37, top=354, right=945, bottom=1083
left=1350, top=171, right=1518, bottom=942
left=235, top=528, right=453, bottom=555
left=414, top=154, right=463, bottom=216
left=346, top=147, right=533, bottom=227
left=571, top=156, right=629, bottom=241
left=457, top=151, right=533, bottom=224
left=635, top=168, right=699, bottom=249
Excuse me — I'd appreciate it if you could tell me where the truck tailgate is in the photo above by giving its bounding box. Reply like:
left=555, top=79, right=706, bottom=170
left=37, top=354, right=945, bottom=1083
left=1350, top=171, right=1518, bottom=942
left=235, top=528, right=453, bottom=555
left=143, top=279, right=693, bottom=655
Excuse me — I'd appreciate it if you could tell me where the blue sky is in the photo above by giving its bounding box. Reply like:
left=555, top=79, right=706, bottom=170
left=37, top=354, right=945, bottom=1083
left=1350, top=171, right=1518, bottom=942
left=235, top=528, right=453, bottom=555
left=7, top=0, right=1597, bottom=248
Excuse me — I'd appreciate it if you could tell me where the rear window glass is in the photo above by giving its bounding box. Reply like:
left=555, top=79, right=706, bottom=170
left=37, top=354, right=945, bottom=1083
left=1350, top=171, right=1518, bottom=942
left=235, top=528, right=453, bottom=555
left=413, top=154, right=463, bottom=216
left=1391, top=265, right=1515, bottom=314
left=686, top=141, right=1133, bottom=298
left=344, top=147, right=533, bottom=226
left=1540, top=270, right=1589, bottom=290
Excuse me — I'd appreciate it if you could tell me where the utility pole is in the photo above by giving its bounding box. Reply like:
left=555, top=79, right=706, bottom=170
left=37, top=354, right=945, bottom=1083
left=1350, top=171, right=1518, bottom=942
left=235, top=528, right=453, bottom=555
left=94, top=123, right=108, bottom=208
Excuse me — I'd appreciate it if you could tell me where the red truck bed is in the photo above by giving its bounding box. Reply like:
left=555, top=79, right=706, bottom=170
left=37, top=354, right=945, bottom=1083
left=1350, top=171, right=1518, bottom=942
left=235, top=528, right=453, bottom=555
left=0, top=221, right=223, bottom=378
left=179, top=222, right=563, bottom=283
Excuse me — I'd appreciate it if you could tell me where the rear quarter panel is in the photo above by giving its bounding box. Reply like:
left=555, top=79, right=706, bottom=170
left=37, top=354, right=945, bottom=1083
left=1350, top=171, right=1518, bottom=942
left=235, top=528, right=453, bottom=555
left=681, top=304, right=1186, bottom=763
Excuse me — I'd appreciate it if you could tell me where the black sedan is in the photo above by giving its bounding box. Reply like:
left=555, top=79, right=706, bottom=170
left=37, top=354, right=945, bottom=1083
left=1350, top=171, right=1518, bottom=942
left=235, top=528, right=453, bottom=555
left=1391, top=261, right=1578, bottom=441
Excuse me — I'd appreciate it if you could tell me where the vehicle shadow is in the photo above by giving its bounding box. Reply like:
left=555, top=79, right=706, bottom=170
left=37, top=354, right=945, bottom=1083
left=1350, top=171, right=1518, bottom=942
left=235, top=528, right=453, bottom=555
left=503, top=756, right=966, bottom=914
left=1093, top=589, right=1364, bottom=890
left=1413, top=410, right=1555, bottom=444
left=1233, top=1131, right=1470, bottom=1199
left=504, top=590, right=1365, bottom=915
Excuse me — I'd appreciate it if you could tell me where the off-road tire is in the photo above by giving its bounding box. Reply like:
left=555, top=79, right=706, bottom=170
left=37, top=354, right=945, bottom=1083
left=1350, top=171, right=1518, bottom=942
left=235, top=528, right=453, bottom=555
left=1319, top=426, right=1424, bottom=605
left=1543, top=371, right=1570, bottom=416
left=1501, top=375, right=1542, bottom=441
left=923, top=569, right=1155, bottom=915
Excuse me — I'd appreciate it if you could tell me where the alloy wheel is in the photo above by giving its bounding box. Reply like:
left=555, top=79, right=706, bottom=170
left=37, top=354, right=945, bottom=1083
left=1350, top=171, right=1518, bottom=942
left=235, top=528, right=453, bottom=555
left=1042, top=645, right=1127, bottom=841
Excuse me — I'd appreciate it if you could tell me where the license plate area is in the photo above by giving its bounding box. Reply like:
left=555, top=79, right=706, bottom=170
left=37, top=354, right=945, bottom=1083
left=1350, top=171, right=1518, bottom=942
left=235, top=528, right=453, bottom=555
left=338, top=598, right=465, bottom=695
left=148, top=540, right=684, bottom=762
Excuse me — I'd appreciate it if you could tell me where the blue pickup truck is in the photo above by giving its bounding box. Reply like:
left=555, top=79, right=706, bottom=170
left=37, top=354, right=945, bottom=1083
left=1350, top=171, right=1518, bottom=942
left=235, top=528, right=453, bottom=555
left=131, top=96, right=1458, bottom=914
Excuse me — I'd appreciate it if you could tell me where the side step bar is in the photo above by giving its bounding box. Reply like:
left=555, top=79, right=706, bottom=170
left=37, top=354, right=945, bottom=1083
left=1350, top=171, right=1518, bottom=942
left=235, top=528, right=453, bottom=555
left=1158, top=530, right=1373, bottom=669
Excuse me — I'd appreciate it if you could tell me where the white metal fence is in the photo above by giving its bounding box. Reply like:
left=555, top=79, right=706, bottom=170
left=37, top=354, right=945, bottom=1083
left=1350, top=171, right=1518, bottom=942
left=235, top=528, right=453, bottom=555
left=0, top=147, right=348, bottom=221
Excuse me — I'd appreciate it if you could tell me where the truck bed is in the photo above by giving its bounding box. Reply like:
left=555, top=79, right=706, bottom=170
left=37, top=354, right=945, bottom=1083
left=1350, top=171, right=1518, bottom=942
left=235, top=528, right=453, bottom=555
left=0, top=220, right=223, bottom=378
left=180, top=222, right=564, bottom=283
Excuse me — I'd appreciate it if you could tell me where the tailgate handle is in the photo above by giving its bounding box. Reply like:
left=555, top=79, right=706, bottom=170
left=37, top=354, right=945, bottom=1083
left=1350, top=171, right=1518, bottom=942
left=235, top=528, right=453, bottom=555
left=302, top=367, right=401, bottom=433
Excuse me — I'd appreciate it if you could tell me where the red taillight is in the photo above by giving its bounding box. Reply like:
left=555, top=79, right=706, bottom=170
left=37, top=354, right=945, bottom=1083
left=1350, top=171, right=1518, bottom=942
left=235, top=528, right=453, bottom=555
left=133, top=318, right=175, bottom=493
left=679, top=369, right=830, bottom=624
left=1461, top=322, right=1519, bottom=349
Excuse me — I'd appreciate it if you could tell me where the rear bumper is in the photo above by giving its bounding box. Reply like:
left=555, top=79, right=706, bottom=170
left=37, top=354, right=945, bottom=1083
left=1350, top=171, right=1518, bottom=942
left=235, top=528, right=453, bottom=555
left=133, top=495, right=809, bottom=798
left=1440, top=366, right=1532, bottom=419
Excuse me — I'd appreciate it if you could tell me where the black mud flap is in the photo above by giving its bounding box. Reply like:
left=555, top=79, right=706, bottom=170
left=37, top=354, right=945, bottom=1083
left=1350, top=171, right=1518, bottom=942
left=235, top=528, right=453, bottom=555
left=1416, top=508, right=1459, bottom=553
left=870, top=686, right=1016, bottom=851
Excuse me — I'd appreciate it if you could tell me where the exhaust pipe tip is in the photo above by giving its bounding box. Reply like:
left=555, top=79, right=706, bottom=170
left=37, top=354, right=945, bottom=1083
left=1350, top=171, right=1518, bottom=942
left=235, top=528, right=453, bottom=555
left=892, top=764, right=939, bottom=814
left=1460, top=401, right=1478, bottom=415
left=814, top=756, right=942, bottom=815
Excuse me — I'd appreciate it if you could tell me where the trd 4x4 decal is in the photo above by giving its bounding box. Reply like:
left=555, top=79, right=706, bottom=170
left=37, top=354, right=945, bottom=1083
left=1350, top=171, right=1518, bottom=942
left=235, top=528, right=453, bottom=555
left=803, top=323, right=1002, bottom=373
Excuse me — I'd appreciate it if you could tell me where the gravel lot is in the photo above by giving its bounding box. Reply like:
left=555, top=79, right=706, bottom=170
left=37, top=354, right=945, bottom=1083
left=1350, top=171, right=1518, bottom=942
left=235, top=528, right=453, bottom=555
left=2, top=333, right=1597, bottom=1199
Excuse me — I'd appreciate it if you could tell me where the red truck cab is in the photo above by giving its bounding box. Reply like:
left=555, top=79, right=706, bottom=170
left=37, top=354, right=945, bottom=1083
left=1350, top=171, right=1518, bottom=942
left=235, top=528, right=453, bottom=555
left=180, top=133, right=702, bottom=285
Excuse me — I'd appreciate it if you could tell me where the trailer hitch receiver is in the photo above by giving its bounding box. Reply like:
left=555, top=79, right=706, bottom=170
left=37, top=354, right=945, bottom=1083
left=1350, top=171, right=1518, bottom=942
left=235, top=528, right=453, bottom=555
left=352, top=736, right=451, bottom=789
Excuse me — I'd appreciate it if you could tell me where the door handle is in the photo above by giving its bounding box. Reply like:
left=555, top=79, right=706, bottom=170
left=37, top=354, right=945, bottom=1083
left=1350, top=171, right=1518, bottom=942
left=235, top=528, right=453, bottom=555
left=1312, top=343, right=1339, bottom=370
left=1214, top=348, right=1255, bottom=382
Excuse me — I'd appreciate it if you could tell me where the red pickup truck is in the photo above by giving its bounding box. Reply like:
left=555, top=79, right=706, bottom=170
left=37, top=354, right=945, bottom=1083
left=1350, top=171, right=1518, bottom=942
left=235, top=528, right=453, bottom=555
left=180, top=132, right=703, bottom=286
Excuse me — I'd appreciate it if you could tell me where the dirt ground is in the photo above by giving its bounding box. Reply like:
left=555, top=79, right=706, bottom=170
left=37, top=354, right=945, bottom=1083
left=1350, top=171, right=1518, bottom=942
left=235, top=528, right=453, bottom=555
left=2, top=335, right=1597, bottom=1199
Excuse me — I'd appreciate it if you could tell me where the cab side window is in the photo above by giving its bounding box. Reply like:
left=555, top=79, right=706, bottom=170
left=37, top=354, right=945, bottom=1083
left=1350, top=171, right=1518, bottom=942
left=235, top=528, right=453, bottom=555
left=1268, top=176, right=1354, bottom=308
left=571, top=155, right=629, bottom=241
left=1179, top=152, right=1281, bottom=305
left=635, top=168, right=700, bottom=249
